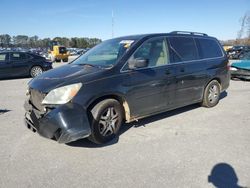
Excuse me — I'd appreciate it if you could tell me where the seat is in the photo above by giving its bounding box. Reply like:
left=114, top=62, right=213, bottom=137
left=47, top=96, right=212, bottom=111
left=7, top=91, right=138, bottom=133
left=149, top=45, right=163, bottom=67
left=156, top=41, right=168, bottom=66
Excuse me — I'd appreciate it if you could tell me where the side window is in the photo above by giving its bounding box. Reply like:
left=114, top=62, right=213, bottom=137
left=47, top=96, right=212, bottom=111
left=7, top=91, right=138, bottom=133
left=197, top=38, right=223, bottom=58
left=127, top=37, right=169, bottom=69
left=0, top=53, right=7, bottom=62
left=59, top=47, right=67, bottom=54
left=169, top=37, right=198, bottom=62
left=10, top=53, right=27, bottom=61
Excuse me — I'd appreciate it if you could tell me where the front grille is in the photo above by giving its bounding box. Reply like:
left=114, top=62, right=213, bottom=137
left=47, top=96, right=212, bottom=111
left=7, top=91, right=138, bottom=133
left=29, top=88, right=46, bottom=112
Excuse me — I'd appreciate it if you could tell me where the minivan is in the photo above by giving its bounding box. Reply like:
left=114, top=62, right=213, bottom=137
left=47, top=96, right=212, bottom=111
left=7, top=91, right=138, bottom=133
left=24, top=31, right=230, bottom=144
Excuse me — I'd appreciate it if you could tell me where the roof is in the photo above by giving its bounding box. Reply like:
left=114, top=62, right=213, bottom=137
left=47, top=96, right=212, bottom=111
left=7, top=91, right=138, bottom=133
left=112, top=31, right=213, bottom=41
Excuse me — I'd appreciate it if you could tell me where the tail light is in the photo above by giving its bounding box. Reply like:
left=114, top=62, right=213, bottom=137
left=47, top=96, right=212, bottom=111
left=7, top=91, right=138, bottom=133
left=226, top=61, right=230, bottom=70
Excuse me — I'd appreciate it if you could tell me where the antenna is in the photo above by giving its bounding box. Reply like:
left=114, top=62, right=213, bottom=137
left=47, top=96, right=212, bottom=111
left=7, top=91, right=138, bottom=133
left=112, top=10, right=114, bottom=38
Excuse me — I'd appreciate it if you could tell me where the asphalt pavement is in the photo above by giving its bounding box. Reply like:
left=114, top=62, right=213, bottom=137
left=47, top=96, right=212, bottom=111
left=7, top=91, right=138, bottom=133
left=0, top=60, right=250, bottom=188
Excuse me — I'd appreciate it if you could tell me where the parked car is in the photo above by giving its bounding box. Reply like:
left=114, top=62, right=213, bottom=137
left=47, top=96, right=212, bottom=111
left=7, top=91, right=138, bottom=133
left=69, top=50, right=78, bottom=56
left=0, top=51, right=52, bottom=79
left=227, top=45, right=250, bottom=59
left=24, top=31, right=230, bottom=144
left=230, top=52, right=250, bottom=80
left=76, top=48, right=87, bottom=55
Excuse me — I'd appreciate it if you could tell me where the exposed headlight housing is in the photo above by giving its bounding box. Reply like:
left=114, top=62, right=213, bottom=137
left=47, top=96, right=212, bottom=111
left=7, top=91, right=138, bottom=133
left=42, top=83, right=82, bottom=104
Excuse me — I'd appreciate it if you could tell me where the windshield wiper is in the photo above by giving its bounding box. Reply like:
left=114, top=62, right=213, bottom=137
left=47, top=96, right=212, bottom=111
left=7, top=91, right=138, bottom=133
left=78, top=63, right=114, bottom=69
left=78, top=63, right=98, bottom=68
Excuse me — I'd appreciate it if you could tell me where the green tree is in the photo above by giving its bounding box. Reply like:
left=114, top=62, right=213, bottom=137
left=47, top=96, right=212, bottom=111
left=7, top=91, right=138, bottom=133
left=28, top=35, right=39, bottom=48
left=0, top=34, right=11, bottom=47
left=13, top=35, right=29, bottom=47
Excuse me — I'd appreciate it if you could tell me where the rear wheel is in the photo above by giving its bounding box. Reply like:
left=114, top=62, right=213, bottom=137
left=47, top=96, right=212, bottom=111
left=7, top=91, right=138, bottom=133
left=88, top=99, right=124, bottom=144
left=202, top=80, right=221, bottom=108
left=30, top=66, right=43, bottom=78
left=55, top=58, right=61, bottom=62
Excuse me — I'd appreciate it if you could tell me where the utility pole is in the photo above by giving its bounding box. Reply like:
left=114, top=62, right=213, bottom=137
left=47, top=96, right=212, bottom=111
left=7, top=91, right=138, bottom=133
left=112, top=10, right=114, bottom=38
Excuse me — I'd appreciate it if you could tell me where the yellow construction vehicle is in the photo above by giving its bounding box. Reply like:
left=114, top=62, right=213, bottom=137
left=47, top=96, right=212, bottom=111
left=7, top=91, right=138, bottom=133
left=223, top=45, right=233, bottom=52
left=48, top=41, right=69, bottom=62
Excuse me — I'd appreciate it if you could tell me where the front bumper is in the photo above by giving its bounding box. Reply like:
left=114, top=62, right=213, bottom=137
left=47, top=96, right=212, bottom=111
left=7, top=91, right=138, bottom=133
left=24, top=100, right=91, bottom=143
left=230, top=69, right=250, bottom=80
left=43, top=63, right=53, bottom=71
left=43, top=66, right=53, bottom=71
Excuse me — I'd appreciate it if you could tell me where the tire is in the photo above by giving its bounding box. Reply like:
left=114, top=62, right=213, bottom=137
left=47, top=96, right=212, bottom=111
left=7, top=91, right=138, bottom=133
left=88, top=99, right=124, bottom=144
left=63, top=58, right=68, bottom=62
left=30, top=66, right=43, bottom=78
left=202, top=80, right=221, bottom=108
left=55, top=59, right=61, bottom=62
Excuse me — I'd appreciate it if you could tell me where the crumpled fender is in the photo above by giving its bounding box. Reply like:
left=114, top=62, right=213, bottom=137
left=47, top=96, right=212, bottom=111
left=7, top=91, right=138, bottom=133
left=38, top=103, right=91, bottom=143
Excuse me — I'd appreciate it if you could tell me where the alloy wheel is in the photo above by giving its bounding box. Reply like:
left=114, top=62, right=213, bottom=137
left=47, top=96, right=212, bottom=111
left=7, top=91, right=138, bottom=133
left=31, top=66, right=43, bottom=77
left=98, top=107, right=119, bottom=137
left=208, top=84, right=219, bottom=104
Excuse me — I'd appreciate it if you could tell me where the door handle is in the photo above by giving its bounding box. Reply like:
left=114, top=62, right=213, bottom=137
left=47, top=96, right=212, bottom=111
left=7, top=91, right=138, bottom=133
left=180, top=68, right=185, bottom=72
left=165, top=69, right=171, bottom=75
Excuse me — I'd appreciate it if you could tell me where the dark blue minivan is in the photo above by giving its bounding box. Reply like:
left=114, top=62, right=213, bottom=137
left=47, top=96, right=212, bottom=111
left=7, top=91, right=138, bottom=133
left=24, top=31, right=230, bottom=144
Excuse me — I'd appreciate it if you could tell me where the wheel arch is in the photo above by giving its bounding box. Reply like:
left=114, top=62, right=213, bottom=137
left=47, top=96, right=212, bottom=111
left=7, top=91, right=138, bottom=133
left=87, top=94, right=131, bottom=122
left=205, top=77, right=222, bottom=90
left=201, top=77, right=222, bottom=102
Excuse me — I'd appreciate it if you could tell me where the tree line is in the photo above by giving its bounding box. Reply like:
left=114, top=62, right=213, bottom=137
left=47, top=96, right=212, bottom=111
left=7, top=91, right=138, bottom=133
left=222, top=11, right=250, bottom=46
left=0, top=34, right=102, bottom=49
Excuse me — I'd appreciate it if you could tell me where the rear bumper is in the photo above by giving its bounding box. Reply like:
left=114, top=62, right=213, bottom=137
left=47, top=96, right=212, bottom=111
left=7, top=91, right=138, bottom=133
left=220, top=70, right=230, bottom=92
left=24, top=100, right=91, bottom=143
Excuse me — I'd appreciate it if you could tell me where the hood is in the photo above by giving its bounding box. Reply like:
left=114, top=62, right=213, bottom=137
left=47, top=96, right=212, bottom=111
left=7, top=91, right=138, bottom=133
left=29, top=64, right=101, bottom=93
left=231, top=60, right=250, bottom=70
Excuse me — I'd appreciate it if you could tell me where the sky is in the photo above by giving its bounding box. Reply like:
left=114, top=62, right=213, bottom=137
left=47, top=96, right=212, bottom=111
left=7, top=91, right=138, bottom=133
left=0, top=0, right=249, bottom=41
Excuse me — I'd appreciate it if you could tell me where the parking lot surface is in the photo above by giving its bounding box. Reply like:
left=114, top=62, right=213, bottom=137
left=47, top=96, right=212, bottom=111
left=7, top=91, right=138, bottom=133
left=0, top=65, right=250, bottom=187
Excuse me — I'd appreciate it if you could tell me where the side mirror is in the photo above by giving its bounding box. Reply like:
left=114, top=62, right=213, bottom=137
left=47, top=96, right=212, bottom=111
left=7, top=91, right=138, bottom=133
left=128, top=58, right=149, bottom=69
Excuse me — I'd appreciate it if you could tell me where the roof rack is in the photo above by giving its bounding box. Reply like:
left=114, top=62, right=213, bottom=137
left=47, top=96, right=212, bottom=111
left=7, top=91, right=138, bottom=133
left=170, top=31, right=208, bottom=36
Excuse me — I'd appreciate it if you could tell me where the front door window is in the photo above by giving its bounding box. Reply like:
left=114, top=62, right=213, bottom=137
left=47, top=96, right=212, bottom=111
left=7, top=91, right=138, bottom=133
left=127, top=37, right=169, bottom=69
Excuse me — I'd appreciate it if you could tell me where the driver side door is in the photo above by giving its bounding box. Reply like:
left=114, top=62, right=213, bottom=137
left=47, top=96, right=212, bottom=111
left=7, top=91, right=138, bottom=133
left=0, top=52, right=11, bottom=79
left=122, top=37, right=176, bottom=117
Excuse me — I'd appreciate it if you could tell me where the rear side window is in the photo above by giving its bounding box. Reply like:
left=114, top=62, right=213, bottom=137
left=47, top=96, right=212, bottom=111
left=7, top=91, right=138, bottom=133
left=10, top=53, right=27, bottom=61
left=0, top=53, right=7, bottom=62
left=197, top=38, right=223, bottom=58
left=169, top=37, right=198, bottom=62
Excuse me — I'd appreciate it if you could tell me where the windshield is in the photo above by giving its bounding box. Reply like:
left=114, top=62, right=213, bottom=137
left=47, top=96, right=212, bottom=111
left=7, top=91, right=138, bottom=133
left=72, top=38, right=135, bottom=67
left=59, top=47, right=67, bottom=54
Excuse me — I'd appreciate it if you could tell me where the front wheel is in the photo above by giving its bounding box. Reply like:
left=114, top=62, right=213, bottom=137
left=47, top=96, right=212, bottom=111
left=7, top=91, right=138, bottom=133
left=202, top=80, right=221, bottom=108
left=88, top=99, right=124, bottom=144
left=30, top=66, right=43, bottom=78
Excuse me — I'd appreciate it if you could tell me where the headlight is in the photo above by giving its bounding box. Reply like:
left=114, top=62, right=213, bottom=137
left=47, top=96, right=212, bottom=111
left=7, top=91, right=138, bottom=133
left=230, top=67, right=238, bottom=71
left=42, top=83, right=82, bottom=104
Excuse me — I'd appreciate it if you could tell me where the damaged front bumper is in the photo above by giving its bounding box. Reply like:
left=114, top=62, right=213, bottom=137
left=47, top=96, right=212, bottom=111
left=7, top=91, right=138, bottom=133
left=230, top=69, right=250, bottom=80
left=24, top=100, right=91, bottom=143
